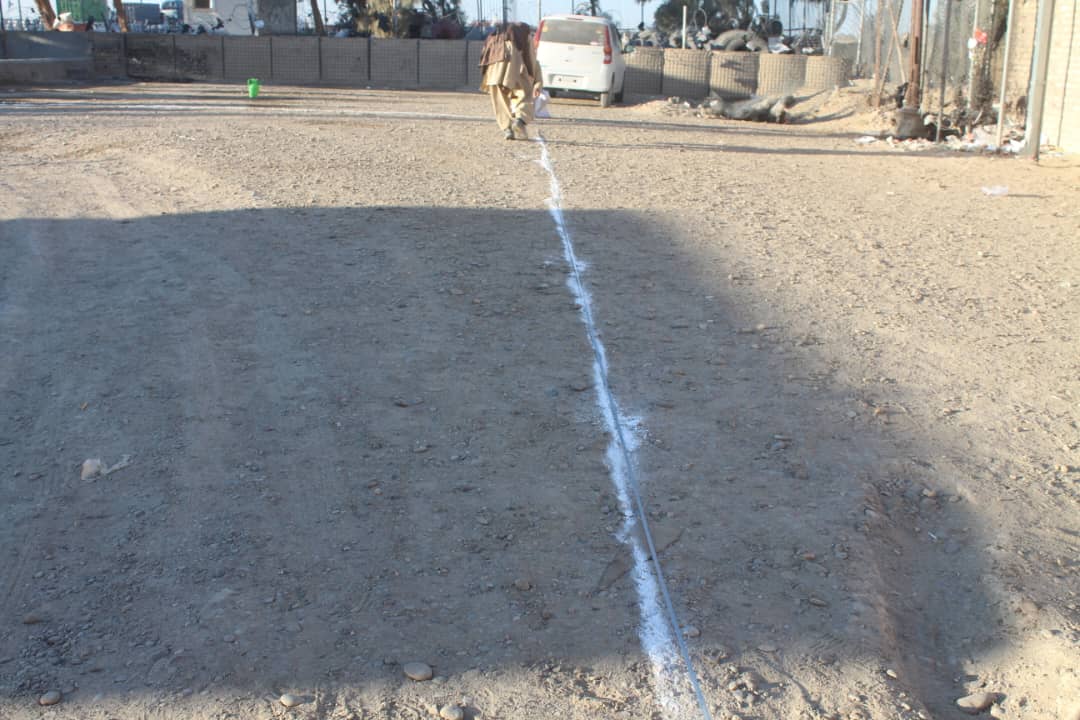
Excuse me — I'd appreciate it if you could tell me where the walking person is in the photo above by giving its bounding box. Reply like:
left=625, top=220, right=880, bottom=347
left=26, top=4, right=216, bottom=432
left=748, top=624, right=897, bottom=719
left=479, top=23, right=543, bottom=141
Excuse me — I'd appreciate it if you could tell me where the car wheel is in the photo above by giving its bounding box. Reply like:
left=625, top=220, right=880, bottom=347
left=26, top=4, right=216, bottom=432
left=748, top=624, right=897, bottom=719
left=599, top=90, right=611, bottom=108
left=548, top=89, right=558, bottom=98
left=614, top=86, right=624, bottom=103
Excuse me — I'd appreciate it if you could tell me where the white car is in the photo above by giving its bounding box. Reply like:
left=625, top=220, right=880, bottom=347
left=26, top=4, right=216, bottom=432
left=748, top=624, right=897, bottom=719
left=534, top=14, right=627, bottom=107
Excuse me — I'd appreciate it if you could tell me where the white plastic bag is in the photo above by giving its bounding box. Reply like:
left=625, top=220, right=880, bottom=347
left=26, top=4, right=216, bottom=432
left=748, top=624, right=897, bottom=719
left=534, top=90, right=552, bottom=119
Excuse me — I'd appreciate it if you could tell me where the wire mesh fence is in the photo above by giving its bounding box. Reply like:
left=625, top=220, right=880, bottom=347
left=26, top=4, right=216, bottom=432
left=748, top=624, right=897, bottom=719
left=824, top=0, right=1028, bottom=124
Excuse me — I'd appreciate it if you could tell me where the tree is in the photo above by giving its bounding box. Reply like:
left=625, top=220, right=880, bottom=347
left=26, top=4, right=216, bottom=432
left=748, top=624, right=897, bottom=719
left=310, top=0, right=325, bottom=33
left=653, top=0, right=755, bottom=35
left=338, top=0, right=464, bottom=37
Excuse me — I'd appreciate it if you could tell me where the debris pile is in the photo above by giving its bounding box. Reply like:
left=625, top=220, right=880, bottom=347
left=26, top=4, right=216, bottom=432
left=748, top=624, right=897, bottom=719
left=663, top=95, right=796, bottom=123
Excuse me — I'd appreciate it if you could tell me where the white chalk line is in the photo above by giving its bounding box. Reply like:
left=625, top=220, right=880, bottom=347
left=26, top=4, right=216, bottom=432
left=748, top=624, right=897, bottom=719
left=536, top=135, right=712, bottom=720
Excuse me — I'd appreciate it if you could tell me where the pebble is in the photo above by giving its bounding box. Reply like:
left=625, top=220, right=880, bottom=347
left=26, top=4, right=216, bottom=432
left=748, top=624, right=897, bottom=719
left=885, top=668, right=898, bottom=679
left=809, top=597, right=829, bottom=607
left=439, top=705, right=465, bottom=720
left=403, top=662, right=433, bottom=681
left=683, top=625, right=701, bottom=638
left=38, top=690, right=61, bottom=706
left=956, top=692, right=997, bottom=715
left=22, top=613, right=44, bottom=625
left=513, top=578, right=533, bottom=591
left=278, top=690, right=304, bottom=708
left=279, top=693, right=303, bottom=708
left=757, top=643, right=778, bottom=653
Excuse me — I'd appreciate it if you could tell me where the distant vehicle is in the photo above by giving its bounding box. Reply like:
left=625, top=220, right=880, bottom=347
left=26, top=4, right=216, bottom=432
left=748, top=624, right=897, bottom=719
left=534, top=14, right=626, bottom=107
left=161, top=0, right=183, bottom=22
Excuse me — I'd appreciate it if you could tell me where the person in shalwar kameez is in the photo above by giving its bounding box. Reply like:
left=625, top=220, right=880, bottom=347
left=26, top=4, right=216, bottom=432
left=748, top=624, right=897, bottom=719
left=479, top=23, right=543, bottom=140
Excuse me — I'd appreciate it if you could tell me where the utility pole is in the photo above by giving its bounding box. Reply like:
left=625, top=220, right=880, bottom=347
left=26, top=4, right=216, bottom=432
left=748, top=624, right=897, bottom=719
left=894, top=0, right=924, bottom=136
left=903, top=0, right=923, bottom=107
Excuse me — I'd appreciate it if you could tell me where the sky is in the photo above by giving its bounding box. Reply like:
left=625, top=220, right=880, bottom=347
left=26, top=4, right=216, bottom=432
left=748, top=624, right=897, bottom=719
left=6, top=0, right=838, bottom=35
left=2, top=0, right=669, bottom=29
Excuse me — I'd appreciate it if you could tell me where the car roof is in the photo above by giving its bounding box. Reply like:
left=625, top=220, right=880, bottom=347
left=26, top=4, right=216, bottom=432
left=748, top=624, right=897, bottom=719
left=540, top=14, right=611, bottom=23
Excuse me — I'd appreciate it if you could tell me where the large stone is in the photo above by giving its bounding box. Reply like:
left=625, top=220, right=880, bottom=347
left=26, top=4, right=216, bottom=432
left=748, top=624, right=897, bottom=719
left=403, top=662, right=433, bottom=681
left=956, top=692, right=997, bottom=715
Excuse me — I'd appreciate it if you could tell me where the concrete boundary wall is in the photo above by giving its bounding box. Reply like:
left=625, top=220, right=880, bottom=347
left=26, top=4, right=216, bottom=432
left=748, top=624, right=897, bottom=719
left=271, top=36, right=319, bottom=84
left=419, top=40, right=467, bottom=89
left=89, top=33, right=126, bottom=77
left=125, top=34, right=177, bottom=79
left=4, top=33, right=850, bottom=99
left=370, top=38, right=419, bottom=88
left=175, top=35, right=225, bottom=81
left=320, top=37, right=369, bottom=84
left=223, top=36, right=272, bottom=81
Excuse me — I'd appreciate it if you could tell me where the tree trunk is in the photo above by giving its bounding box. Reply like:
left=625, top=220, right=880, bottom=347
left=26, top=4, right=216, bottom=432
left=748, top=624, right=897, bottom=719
left=113, top=0, right=130, bottom=31
left=310, top=0, right=325, bottom=33
left=34, top=0, right=57, bottom=29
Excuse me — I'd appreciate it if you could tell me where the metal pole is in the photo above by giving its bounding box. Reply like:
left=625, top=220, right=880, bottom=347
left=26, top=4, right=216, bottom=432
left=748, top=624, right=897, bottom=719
left=681, top=4, right=686, bottom=47
left=994, top=0, right=1016, bottom=146
left=1018, top=0, right=1053, bottom=156
left=935, top=0, right=952, bottom=141
left=856, top=0, right=866, bottom=71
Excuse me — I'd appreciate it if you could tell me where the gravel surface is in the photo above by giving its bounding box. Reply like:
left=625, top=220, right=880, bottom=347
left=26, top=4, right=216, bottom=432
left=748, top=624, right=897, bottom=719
left=1, top=82, right=1078, bottom=720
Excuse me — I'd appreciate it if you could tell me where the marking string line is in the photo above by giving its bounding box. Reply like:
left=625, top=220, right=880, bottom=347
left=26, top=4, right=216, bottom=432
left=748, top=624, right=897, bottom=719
left=536, top=135, right=712, bottom=720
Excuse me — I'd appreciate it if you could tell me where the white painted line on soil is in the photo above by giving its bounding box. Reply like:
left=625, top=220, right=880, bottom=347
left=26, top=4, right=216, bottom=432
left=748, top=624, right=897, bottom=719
left=536, top=136, right=712, bottom=720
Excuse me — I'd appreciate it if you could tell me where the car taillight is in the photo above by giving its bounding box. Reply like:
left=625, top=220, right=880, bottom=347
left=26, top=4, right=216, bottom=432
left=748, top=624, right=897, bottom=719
left=603, top=26, right=612, bottom=63
left=534, top=20, right=545, bottom=47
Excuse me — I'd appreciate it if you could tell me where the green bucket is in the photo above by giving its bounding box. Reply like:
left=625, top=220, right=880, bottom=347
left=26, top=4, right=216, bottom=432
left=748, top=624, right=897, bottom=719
left=247, top=78, right=260, bottom=98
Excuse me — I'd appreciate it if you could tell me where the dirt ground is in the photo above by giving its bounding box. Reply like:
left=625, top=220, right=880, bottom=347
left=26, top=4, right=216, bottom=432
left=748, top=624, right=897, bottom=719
left=1, top=82, right=1077, bottom=720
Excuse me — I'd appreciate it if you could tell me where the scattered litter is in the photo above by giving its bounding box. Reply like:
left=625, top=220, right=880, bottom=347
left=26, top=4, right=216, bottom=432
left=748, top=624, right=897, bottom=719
left=981, top=185, right=1009, bottom=197
left=534, top=90, right=551, bottom=119
left=854, top=135, right=878, bottom=144
left=104, top=454, right=133, bottom=474
left=80, top=454, right=133, bottom=480
left=943, top=125, right=1025, bottom=154
left=80, top=458, right=104, bottom=480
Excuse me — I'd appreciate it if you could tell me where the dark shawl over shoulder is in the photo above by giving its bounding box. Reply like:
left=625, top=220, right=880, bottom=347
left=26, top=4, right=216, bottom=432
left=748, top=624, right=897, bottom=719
left=479, top=23, right=533, bottom=67
left=479, top=26, right=511, bottom=67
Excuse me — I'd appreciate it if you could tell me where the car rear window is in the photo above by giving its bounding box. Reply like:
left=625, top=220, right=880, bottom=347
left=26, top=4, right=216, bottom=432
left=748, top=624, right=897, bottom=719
left=542, top=20, right=608, bottom=46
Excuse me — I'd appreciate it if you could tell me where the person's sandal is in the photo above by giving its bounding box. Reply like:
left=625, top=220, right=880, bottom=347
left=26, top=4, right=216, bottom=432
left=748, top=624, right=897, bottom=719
left=504, top=127, right=515, bottom=140
left=513, top=118, right=528, bottom=140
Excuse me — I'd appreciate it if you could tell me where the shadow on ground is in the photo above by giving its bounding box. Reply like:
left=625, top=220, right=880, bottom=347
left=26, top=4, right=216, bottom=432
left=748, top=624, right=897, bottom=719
left=0, top=206, right=1005, bottom=719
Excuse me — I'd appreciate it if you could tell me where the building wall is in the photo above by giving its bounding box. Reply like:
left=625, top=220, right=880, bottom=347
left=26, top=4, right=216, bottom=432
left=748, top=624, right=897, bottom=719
left=1042, top=0, right=1079, bottom=149
left=1002, top=0, right=1040, bottom=118
left=257, top=0, right=296, bottom=35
